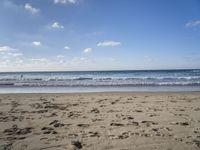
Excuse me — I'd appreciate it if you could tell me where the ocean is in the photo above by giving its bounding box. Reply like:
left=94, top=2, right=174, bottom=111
left=0, top=69, right=200, bottom=93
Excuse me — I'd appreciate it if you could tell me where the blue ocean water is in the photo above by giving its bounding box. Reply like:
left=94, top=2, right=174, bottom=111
left=0, top=69, right=200, bottom=93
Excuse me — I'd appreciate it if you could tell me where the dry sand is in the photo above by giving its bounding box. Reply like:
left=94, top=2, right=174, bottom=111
left=0, top=92, right=200, bottom=150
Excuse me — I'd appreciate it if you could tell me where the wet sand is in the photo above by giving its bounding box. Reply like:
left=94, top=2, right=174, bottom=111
left=0, top=92, right=200, bottom=150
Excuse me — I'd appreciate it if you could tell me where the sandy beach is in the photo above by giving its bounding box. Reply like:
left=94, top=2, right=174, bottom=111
left=0, top=92, right=200, bottom=150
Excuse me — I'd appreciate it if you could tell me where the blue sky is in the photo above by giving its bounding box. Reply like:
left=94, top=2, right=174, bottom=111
left=0, top=0, right=200, bottom=71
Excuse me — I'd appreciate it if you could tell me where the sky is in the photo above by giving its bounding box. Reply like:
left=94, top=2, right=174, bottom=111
left=0, top=0, right=200, bottom=71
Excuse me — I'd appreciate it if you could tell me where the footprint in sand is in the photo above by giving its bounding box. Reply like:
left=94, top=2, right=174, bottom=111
left=171, top=122, right=189, bottom=126
left=118, top=132, right=130, bottom=139
left=1, top=143, right=13, bottom=150
left=110, top=123, right=125, bottom=127
left=77, top=124, right=90, bottom=128
left=71, top=141, right=83, bottom=149
left=3, top=125, right=33, bottom=136
left=141, top=121, right=158, bottom=127
left=41, top=127, right=57, bottom=134
left=90, top=108, right=100, bottom=113
left=0, top=115, right=18, bottom=122
left=192, top=139, right=200, bottom=148
left=68, top=111, right=81, bottom=118
left=109, top=132, right=130, bottom=139
left=194, top=107, right=200, bottom=111
left=135, top=110, right=143, bottom=113
left=88, top=131, right=100, bottom=137
left=49, top=120, right=65, bottom=128
left=127, top=121, right=139, bottom=126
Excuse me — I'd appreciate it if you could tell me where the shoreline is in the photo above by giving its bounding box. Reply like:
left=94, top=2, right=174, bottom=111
left=0, top=91, right=200, bottom=95
left=1, top=92, right=200, bottom=149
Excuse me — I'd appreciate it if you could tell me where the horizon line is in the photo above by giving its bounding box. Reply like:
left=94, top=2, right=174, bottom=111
left=0, top=68, right=199, bottom=73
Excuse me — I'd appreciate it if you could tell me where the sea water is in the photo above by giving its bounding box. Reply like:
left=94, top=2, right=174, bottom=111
left=0, top=69, right=200, bottom=93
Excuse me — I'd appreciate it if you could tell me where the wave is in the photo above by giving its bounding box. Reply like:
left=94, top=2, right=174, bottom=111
left=0, top=81, right=200, bottom=87
left=0, top=76, right=200, bottom=81
left=0, top=83, right=15, bottom=86
left=0, top=70, right=199, bottom=87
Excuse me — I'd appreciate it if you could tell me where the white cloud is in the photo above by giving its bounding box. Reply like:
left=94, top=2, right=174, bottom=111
left=83, top=48, right=92, bottom=53
left=30, top=58, right=48, bottom=62
left=186, top=20, right=200, bottom=27
left=32, top=41, right=41, bottom=46
left=51, top=22, right=64, bottom=29
left=57, top=55, right=65, bottom=58
left=70, top=57, right=88, bottom=64
left=64, top=46, right=70, bottom=50
left=0, top=46, right=17, bottom=52
left=97, top=40, right=121, bottom=47
left=0, top=49, right=24, bottom=68
left=54, top=0, right=78, bottom=4
left=15, top=59, right=24, bottom=64
left=7, top=53, right=23, bottom=57
left=0, top=55, right=91, bottom=71
left=0, top=59, right=10, bottom=66
left=25, top=3, right=40, bottom=14
left=59, top=60, right=64, bottom=64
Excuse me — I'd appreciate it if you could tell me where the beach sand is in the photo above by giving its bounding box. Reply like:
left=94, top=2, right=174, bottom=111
left=0, top=92, right=200, bottom=150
